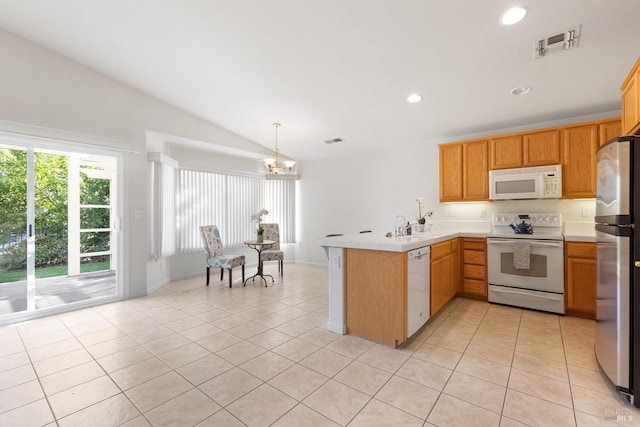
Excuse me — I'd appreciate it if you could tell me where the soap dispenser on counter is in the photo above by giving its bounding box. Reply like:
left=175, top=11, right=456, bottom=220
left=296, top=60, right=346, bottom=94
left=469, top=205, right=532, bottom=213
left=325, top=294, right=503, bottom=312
left=405, top=222, right=412, bottom=235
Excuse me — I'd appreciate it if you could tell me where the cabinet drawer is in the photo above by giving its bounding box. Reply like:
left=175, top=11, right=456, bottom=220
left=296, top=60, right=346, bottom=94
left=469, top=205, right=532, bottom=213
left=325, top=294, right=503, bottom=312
left=463, top=239, right=485, bottom=251
left=464, top=264, right=485, bottom=280
left=431, top=241, right=451, bottom=259
left=565, top=242, right=596, bottom=259
left=463, top=250, right=485, bottom=265
left=464, top=279, right=487, bottom=296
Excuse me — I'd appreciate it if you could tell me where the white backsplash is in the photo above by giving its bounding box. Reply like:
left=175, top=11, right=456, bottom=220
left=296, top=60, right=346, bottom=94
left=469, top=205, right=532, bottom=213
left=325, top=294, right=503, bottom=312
left=437, top=199, right=596, bottom=225
left=564, top=220, right=596, bottom=235
left=431, top=220, right=491, bottom=232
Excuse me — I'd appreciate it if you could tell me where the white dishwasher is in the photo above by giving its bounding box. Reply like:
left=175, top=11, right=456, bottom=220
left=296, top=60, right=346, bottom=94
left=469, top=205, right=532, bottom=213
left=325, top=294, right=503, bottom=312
left=407, top=246, right=430, bottom=337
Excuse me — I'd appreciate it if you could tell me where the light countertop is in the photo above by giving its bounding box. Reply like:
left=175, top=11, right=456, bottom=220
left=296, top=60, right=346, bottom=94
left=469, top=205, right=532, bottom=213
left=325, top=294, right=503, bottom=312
left=315, top=226, right=597, bottom=252
left=315, top=231, right=485, bottom=252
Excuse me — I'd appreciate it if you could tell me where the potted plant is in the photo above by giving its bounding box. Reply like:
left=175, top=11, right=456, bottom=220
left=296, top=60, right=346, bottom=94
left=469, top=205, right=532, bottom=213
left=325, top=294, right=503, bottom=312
left=251, top=208, right=269, bottom=242
left=415, top=197, right=433, bottom=232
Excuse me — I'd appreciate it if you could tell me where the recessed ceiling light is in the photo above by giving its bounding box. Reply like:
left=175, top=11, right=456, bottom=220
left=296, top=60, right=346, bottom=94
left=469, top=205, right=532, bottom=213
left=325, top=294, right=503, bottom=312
left=407, top=94, right=422, bottom=103
left=500, top=6, right=528, bottom=25
left=510, top=86, right=531, bottom=96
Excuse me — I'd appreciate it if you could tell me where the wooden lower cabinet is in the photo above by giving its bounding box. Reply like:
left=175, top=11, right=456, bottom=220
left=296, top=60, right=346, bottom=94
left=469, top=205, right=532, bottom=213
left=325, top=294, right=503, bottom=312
left=565, top=242, right=597, bottom=319
left=430, top=238, right=459, bottom=315
left=345, top=248, right=407, bottom=347
left=461, top=238, right=487, bottom=299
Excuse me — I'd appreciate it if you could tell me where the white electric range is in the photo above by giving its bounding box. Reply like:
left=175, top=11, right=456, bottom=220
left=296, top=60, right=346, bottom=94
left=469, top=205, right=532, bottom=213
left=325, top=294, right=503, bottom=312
left=486, top=212, right=565, bottom=314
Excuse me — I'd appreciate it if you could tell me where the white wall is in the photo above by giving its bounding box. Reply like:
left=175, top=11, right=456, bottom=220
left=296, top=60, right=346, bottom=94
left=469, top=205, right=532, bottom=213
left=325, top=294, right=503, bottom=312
left=296, top=141, right=442, bottom=265
left=0, top=28, right=272, bottom=297
left=0, top=26, right=607, bottom=293
left=295, top=142, right=599, bottom=266
left=145, top=144, right=297, bottom=291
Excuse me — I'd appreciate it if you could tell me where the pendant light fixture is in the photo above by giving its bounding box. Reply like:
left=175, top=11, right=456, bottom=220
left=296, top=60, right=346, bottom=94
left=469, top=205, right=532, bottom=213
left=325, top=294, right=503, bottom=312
left=264, top=122, right=296, bottom=174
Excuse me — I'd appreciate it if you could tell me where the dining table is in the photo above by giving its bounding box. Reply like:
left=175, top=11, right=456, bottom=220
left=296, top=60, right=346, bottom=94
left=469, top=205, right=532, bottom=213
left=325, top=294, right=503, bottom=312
left=243, top=239, right=276, bottom=286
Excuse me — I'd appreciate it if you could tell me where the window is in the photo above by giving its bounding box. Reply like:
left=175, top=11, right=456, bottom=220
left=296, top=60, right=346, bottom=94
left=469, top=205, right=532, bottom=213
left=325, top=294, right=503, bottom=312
left=176, top=169, right=296, bottom=253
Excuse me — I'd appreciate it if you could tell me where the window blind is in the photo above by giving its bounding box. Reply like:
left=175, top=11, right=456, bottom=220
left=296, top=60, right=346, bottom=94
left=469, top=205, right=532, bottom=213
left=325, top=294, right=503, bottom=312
left=149, top=155, right=177, bottom=258
left=176, top=169, right=296, bottom=253
left=177, top=169, right=226, bottom=252
left=226, top=175, right=262, bottom=245
left=264, top=179, right=296, bottom=243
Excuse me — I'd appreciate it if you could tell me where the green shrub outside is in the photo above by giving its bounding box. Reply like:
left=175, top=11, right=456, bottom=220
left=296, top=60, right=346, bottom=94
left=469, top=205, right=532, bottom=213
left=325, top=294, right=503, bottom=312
left=0, top=235, right=68, bottom=271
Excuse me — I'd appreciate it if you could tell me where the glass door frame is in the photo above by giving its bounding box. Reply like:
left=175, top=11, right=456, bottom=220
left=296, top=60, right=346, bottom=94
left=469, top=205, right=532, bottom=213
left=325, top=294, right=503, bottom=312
left=0, top=133, right=123, bottom=325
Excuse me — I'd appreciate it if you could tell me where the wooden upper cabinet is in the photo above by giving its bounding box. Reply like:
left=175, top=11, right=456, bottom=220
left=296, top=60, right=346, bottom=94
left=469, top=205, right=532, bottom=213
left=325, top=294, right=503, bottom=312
left=622, top=77, right=638, bottom=134
left=562, top=124, right=598, bottom=198
left=523, top=130, right=561, bottom=166
left=462, top=140, right=488, bottom=200
left=489, top=135, right=522, bottom=170
left=621, top=56, right=640, bottom=135
left=599, top=119, right=622, bottom=146
left=440, top=141, right=488, bottom=202
left=439, top=143, right=463, bottom=202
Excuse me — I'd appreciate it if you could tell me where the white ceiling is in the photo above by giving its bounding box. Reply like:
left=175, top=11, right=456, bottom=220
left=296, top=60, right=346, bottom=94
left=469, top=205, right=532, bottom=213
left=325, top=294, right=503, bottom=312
left=0, top=0, right=638, bottom=161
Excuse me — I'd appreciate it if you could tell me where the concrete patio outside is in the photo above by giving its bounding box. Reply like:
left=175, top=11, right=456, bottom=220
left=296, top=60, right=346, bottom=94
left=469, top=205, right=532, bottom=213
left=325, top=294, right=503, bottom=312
left=0, top=270, right=116, bottom=315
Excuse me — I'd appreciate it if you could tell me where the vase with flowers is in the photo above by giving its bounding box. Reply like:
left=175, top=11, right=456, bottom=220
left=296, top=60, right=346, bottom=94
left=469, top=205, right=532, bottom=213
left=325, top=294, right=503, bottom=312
left=415, top=197, right=433, bottom=232
left=250, top=208, right=269, bottom=242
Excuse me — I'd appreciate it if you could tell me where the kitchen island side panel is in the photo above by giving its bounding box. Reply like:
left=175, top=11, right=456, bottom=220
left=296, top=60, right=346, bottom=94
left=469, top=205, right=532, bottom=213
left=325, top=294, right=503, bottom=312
left=345, top=248, right=407, bottom=347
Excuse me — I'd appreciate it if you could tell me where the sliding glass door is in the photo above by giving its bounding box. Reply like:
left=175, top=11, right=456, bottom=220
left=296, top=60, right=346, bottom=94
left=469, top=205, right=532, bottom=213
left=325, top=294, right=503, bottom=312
left=0, top=146, right=30, bottom=314
left=0, top=144, right=118, bottom=317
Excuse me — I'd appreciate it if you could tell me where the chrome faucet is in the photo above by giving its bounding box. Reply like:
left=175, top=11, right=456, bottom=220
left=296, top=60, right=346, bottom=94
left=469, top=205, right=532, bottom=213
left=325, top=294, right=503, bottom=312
left=394, top=215, right=407, bottom=236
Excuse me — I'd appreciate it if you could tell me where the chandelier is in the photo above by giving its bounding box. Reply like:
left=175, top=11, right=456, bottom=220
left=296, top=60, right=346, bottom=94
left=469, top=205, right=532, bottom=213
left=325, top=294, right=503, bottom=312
left=264, top=122, right=296, bottom=174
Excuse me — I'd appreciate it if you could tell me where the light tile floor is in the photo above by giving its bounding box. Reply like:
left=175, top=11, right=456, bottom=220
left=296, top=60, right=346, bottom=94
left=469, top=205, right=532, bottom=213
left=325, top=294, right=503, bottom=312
left=1, top=263, right=640, bottom=426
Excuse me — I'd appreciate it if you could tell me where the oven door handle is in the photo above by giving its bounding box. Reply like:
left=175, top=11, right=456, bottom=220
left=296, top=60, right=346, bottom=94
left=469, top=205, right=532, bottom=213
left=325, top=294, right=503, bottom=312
left=487, top=239, right=517, bottom=245
left=487, top=239, right=563, bottom=248
left=529, top=241, right=563, bottom=248
left=491, top=287, right=563, bottom=300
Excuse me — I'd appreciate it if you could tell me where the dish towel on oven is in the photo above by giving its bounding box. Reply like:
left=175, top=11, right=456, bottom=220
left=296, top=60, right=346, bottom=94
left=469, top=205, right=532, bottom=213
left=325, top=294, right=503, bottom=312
left=513, top=240, right=530, bottom=269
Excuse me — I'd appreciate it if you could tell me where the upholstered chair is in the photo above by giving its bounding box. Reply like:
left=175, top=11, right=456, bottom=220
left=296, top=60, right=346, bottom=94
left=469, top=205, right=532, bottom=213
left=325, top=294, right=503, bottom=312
left=260, top=223, right=284, bottom=275
left=200, top=225, right=245, bottom=287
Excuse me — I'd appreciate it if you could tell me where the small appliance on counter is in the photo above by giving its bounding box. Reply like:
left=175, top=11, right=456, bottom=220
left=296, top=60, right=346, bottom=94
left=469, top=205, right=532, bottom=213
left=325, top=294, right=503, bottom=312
left=487, top=212, right=564, bottom=314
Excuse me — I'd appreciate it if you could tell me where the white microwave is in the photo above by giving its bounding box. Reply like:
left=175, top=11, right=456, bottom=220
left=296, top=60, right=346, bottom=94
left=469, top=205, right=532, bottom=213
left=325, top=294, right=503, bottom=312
left=489, top=165, right=562, bottom=200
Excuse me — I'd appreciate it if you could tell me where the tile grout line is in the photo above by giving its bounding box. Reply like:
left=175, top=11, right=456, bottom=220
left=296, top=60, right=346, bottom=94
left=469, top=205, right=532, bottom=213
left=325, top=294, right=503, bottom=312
left=3, top=268, right=633, bottom=426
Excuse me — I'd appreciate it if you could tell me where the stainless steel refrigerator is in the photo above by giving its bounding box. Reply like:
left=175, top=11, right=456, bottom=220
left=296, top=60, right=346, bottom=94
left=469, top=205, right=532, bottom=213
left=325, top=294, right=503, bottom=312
left=595, top=135, right=640, bottom=406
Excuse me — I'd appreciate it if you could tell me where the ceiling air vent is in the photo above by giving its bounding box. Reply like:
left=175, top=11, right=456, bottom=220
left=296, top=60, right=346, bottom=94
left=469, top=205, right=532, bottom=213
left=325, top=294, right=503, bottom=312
left=534, top=25, right=581, bottom=59
left=324, top=138, right=343, bottom=144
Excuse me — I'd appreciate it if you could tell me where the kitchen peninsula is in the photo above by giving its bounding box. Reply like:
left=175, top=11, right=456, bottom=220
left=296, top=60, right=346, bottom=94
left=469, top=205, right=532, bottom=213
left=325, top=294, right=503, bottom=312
left=315, top=231, right=482, bottom=347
